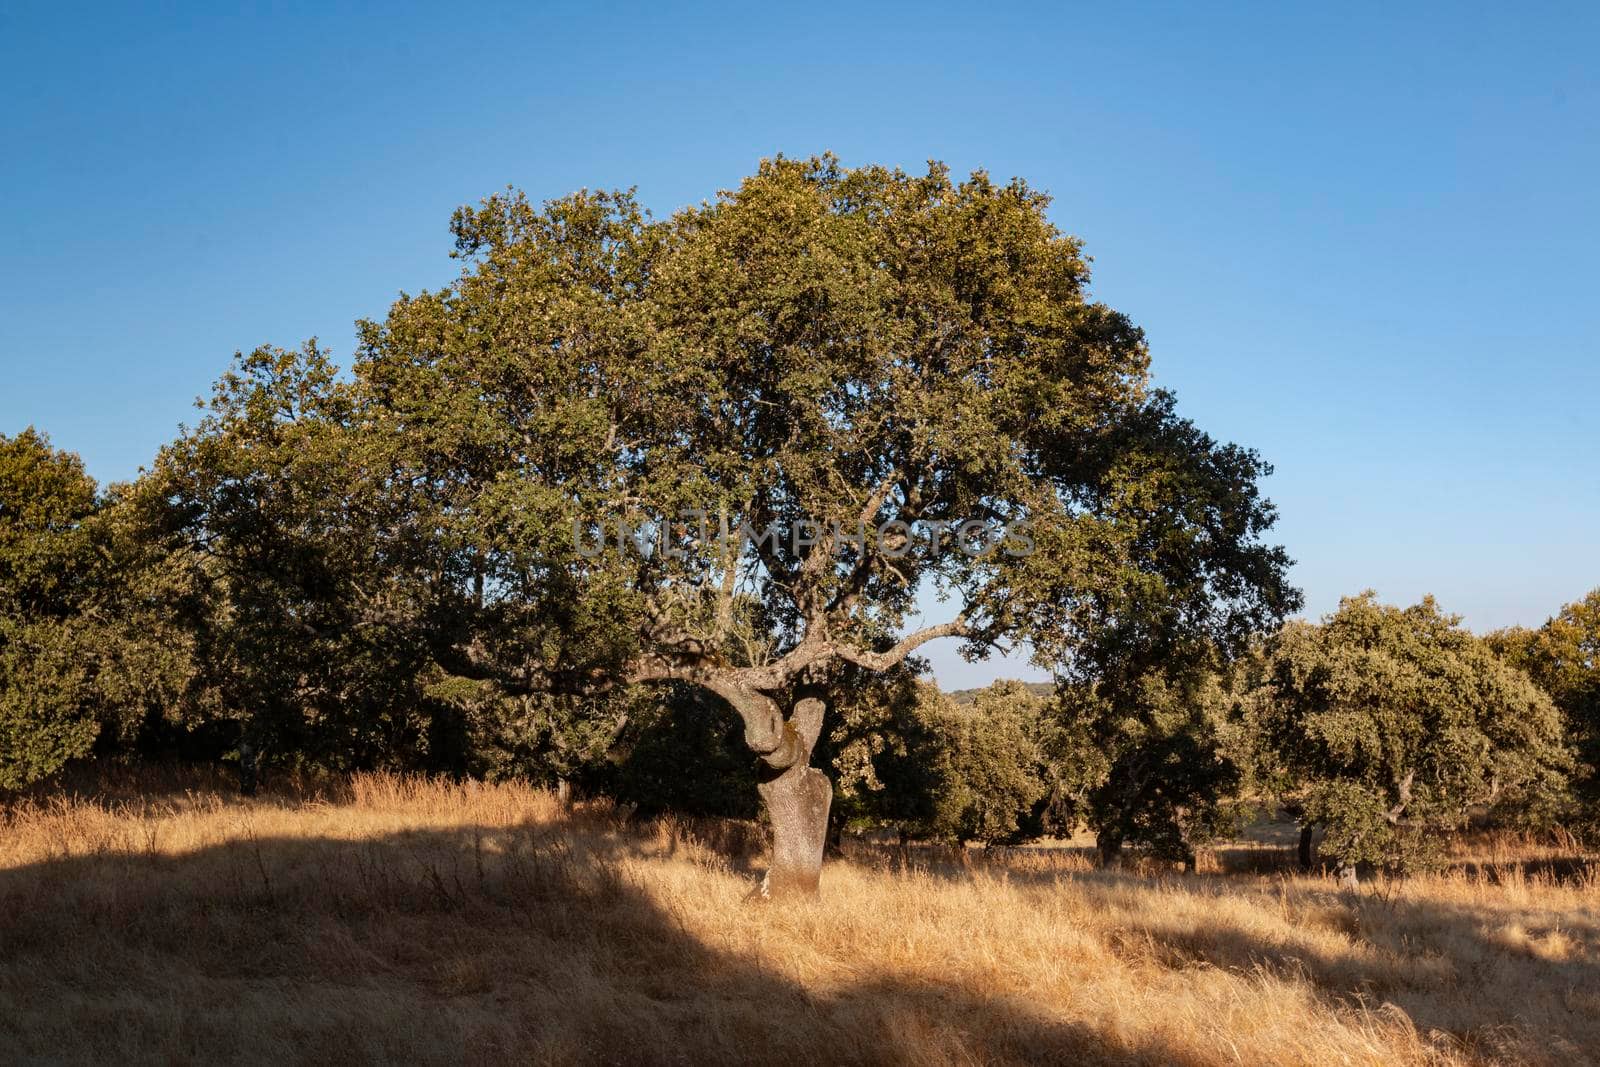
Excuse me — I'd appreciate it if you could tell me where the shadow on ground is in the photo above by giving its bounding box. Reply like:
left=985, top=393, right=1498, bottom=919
left=0, top=810, right=1189, bottom=1066
left=6, top=778, right=1597, bottom=1065
left=839, top=838, right=1600, bottom=1063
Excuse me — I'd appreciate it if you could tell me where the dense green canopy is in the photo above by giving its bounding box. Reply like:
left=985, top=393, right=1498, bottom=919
left=323, top=157, right=1297, bottom=730
left=1491, top=590, right=1600, bottom=825
left=127, top=156, right=1300, bottom=890
left=1254, top=593, right=1570, bottom=873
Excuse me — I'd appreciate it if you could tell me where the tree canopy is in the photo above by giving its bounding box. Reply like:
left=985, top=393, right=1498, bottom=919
left=1253, top=593, right=1570, bottom=878
left=0, top=429, right=197, bottom=788
left=317, top=157, right=1294, bottom=731
left=1490, top=590, right=1600, bottom=826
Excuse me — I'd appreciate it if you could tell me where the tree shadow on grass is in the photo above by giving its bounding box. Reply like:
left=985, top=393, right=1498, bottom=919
left=1050, top=874, right=1600, bottom=1064
left=834, top=839, right=1600, bottom=1062
left=0, top=812, right=1192, bottom=1066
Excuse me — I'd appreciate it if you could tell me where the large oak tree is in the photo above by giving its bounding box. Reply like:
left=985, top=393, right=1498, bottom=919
left=160, top=156, right=1297, bottom=895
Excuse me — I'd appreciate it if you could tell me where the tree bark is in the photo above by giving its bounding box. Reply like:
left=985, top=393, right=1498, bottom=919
left=238, top=741, right=258, bottom=798
left=1338, top=864, right=1359, bottom=889
left=757, top=762, right=833, bottom=898
left=749, top=689, right=832, bottom=899
left=1298, top=824, right=1315, bottom=871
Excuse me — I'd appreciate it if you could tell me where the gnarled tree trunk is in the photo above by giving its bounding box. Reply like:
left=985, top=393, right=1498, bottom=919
left=719, top=684, right=832, bottom=899
left=757, top=689, right=831, bottom=898
left=758, top=761, right=832, bottom=897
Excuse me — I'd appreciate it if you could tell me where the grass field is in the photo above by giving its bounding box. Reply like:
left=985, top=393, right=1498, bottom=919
left=2, top=770, right=1597, bottom=1065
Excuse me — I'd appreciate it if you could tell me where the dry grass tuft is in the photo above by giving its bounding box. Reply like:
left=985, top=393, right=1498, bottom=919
left=3, top=771, right=1597, bottom=1065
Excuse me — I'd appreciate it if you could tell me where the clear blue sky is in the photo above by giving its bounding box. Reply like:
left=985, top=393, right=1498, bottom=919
left=3, top=2, right=1596, bottom=687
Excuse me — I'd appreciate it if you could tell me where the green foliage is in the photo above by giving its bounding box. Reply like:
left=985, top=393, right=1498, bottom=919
left=1255, top=593, right=1571, bottom=873
left=0, top=428, right=219, bottom=790
left=596, top=683, right=759, bottom=819
left=832, top=677, right=1043, bottom=845
left=829, top=668, right=943, bottom=835
left=415, top=675, right=627, bottom=784
left=1490, top=590, right=1600, bottom=829
left=0, top=428, right=97, bottom=614
left=137, top=343, right=440, bottom=772
left=0, top=429, right=101, bottom=788
left=939, top=682, right=1047, bottom=844
left=1046, top=661, right=1246, bottom=866
left=0, top=432, right=136, bottom=786
left=0, top=617, right=99, bottom=790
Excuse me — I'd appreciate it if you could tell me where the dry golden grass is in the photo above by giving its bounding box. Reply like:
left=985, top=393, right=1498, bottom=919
left=3, top=770, right=1598, bottom=1065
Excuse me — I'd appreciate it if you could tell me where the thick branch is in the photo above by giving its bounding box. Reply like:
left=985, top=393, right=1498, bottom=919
left=858, top=469, right=901, bottom=528
left=759, top=689, right=827, bottom=772
left=430, top=603, right=967, bottom=761
left=699, top=673, right=786, bottom=755
left=828, top=616, right=969, bottom=672
left=1385, top=770, right=1415, bottom=825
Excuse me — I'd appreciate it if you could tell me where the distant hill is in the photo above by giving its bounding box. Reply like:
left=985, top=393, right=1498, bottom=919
left=943, top=680, right=1055, bottom=705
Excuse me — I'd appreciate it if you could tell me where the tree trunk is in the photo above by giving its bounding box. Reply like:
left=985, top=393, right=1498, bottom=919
left=757, top=762, right=833, bottom=898
left=238, top=741, right=258, bottom=798
left=1097, top=830, right=1124, bottom=868
left=725, top=685, right=830, bottom=900
left=1338, top=863, right=1359, bottom=889
left=1298, top=824, right=1315, bottom=871
left=825, top=802, right=846, bottom=857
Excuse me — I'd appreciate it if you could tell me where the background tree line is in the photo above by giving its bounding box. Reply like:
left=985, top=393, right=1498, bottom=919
left=3, top=422, right=1591, bottom=881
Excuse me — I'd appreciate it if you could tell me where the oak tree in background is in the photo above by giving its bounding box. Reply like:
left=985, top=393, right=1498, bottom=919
left=1490, top=590, right=1600, bottom=831
left=831, top=677, right=1044, bottom=846
left=1031, top=396, right=1302, bottom=870
left=137, top=345, right=440, bottom=780
left=824, top=664, right=943, bottom=841
left=934, top=681, right=1047, bottom=845
left=1254, top=593, right=1570, bottom=884
left=0, top=430, right=195, bottom=789
left=0, top=429, right=101, bottom=788
left=1058, top=660, right=1246, bottom=870
left=590, top=682, right=760, bottom=819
